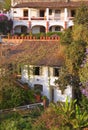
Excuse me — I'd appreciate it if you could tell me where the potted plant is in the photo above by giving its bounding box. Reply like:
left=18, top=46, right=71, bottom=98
left=35, top=89, right=41, bottom=102
left=42, top=95, right=47, bottom=108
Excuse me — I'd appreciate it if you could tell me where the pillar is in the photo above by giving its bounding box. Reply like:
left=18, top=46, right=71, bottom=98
left=46, top=8, right=49, bottom=33
left=28, top=21, right=31, bottom=33
left=46, top=8, right=49, bottom=21
left=46, top=21, right=49, bottom=33
left=64, top=21, right=67, bottom=30
left=28, top=8, right=31, bottom=33
left=64, top=8, right=68, bottom=29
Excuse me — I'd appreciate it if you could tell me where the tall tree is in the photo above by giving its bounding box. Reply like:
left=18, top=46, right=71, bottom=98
left=56, top=4, right=88, bottom=101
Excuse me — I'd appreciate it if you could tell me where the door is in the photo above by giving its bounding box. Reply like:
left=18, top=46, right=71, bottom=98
left=51, top=88, right=54, bottom=102
left=40, top=10, right=45, bottom=17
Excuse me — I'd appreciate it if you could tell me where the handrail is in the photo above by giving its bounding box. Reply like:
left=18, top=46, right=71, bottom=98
left=0, top=102, right=43, bottom=113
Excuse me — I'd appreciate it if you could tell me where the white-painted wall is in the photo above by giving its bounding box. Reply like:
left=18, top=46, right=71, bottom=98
left=21, top=65, right=72, bottom=102
left=10, top=6, right=74, bottom=33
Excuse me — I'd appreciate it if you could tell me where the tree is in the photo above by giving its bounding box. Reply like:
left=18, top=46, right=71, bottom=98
left=3, top=0, right=11, bottom=11
left=56, top=4, right=88, bottom=101
left=0, top=14, right=13, bottom=34
left=0, top=75, right=35, bottom=109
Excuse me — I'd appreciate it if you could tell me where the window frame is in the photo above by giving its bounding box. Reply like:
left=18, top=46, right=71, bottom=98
left=53, top=67, right=60, bottom=77
left=33, top=66, right=40, bottom=76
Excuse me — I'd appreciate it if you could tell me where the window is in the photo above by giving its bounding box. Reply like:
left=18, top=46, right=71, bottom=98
left=14, top=11, right=17, bottom=13
left=55, top=10, right=61, bottom=14
left=71, top=10, right=75, bottom=17
left=33, top=67, right=40, bottom=75
left=53, top=67, right=59, bottom=77
left=49, top=9, right=52, bottom=15
left=55, top=26, right=61, bottom=31
left=34, top=84, right=43, bottom=91
left=23, top=9, right=28, bottom=17
left=55, top=10, right=61, bottom=17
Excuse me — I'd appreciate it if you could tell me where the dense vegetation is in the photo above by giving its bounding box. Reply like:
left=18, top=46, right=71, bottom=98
left=0, top=3, right=88, bottom=130
left=0, top=14, right=13, bottom=34
left=0, top=0, right=11, bottom=11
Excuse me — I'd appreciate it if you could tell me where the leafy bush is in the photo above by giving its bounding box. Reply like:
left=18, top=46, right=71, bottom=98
left=46, top=31, right=62, bottom=37
left=0, top=14, right=13, bottom=34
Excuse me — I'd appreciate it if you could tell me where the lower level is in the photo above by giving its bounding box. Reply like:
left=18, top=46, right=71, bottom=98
left=21, top=65, right=72, bottom=102
left=13, top=20, right=73, bottom=34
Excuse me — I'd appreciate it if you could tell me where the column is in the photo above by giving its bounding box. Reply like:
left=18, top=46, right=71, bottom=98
left=46, top=8, right=49, bottom=21
left=28, top=8, right=31, bottom=21
left=28, top=8, right=31, bottom=33
left=46, top=21, right=49, bottom=33
left=46, top=8, right=49, bottom=33
left=28, top=21, right=31, bottom=33
left=64, top=8, right=68, bottom=29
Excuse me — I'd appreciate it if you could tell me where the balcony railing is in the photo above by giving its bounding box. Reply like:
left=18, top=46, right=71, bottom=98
left=13, top=16, right=74, bottom=21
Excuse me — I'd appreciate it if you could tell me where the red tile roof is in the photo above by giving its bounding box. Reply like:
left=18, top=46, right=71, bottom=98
left=12, top=1, right=88, bottom=8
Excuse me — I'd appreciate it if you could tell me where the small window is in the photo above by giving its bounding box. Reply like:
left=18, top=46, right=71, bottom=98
left=49, top=9, right=52, bottom=15
left=71, top=10, right=75, bottom=17
left=23, top=9, right=28, bottom=17
left=34, top=84, right=43, bottom=91
left=14, top=11, right=17, bottom=13
left=33, top=67, right=40, bottom=75
left=53, top=68, right=59, bottom=77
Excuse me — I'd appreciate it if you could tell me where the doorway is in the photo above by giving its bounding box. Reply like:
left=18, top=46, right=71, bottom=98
left=51, top=88, right=54, bottom=102
left=40, top=10, right=45, bottom=17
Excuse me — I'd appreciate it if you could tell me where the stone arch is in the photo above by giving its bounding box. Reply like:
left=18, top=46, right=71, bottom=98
left=14, top=25, right=28, bottom=34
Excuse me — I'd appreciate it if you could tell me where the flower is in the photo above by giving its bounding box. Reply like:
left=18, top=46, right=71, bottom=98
left=0, top=14, right=8, bottom=21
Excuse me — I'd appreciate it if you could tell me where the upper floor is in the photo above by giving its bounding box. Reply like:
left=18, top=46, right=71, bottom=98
left=1, top=0, right=88, bottom=34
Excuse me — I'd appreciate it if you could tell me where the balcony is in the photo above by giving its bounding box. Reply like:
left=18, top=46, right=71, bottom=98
left=13, top=16, right=65, bottom=21
left=13, top=16, right=74, bottom=29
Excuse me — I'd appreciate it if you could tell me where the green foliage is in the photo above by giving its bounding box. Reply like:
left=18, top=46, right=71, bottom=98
left=0, top=18, right=13, bottom=34
left=72, top=24, right=88, bottom=44
left=31, top=99, right=88, bottom=130
left=80, top=95, right=88, bottom=112
left=0, top=107, right=44, bottom=130
left=41, top=95, right=47, bottom=100
left=73, top=105, right=88, bottom=129
left=79, top=61, right=88, bottom=84
left=46, top=31, right=62, bottom=37
left=60, top=28, right=72, bottom=45
left=3, top=0, right=11, bottom=11
left=55, top=67, right=71, bottom=93
left=66, top=40, right=86, bottom=72
left=74, top=3, right=88, bottom=25
left=73, top=4, right=88, bottom=44
left=0, top=76, right=35, bottom=109
left=56, top=4, right=88, bottom=99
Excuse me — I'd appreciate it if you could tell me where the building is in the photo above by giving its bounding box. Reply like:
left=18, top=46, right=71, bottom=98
left=1, top=0, right=86, bottom=102
left=8, top=40, right=72, bottom=102
left=10, top=0, right=88, bottom=34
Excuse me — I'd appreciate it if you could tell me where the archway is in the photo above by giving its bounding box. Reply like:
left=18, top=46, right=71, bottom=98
left=32, top=26, right=45, bottom=34
left=14, top=25, right=28, bottom=34
left=49, top=25, right=63, bottom=32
